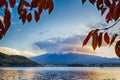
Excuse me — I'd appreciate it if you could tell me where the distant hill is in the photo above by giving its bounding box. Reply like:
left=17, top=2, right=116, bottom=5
left=30, top=53, right=120, bottom=67
left=0, top=52, right=41, bottom=67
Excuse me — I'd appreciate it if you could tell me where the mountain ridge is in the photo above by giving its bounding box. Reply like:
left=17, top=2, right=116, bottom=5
left=0, top=52, right=41, bottom=67
left=30, top=53, right=120, bottom=66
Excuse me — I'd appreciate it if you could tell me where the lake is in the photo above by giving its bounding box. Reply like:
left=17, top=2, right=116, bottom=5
left=0, top=67, right=119, bottom=80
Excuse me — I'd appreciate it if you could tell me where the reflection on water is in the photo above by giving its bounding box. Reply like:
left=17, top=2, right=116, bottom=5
left=0, top=67, right=119, bottom=80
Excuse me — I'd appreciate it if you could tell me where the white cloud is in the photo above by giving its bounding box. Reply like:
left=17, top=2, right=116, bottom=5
left=34, top=35, right=94, bottom=54
left=95, top=46, right=118, bottom=58
left=0, top=47, right=39, bottom=57
left=17, top=29, right=22, bottom=32
left=15, top=3, right=19, bottom=6
left=0, top=16, right=4, bottom=22
left=11, top=21, right=22, bottom=25
left=34, top=34, right=117, bottom=58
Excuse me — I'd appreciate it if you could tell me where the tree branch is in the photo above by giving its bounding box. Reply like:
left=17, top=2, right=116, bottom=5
left=100, top=19, right=120, bottom=31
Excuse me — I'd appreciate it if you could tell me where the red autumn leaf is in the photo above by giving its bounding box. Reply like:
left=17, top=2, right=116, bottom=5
left=110, top=34, right=118, bottom=46
left=89, top=0, right=96, bottom=5
left=18, top=0, right=24, bottom=15
left=24, top=1, right=31, bottom=7
left=98, top=32, right=103, bottom=47
left=3, top=8, right=11, bottom=35
left=104, top=32, right=110, bottom=44
left=104, top=0, right=111, bottom=7
left=3, top=21, right=11, bottom=36
left=108, top=2, right=115, bottom=20
left=27, top=13, right=32, bottom=22
left=101, top=7, right=107, bottom=15
left=96, top=0, right=103, bottom=10
left=34, top=11, right=40, bottom=22
left=0, top=20, right=4, bottom=39
left=113, top=5, right=120, bottom=21
left=83, top=30, right=94, bottom=47
left=39, top=0, right=45, bottom=10
left=92, top=29, right=99, bottom=50
left=31, top=0, right=38, bottom=8
left=0, top=0, right=6, bottom=7
left=0, top=20, right=4, bottom=30
left=9, top=0, right=16, bottom=8
left=20, top=12, right=27, bottom=24
left=4, top=8, right=11, bottom=28
left=82, top=0, right=86, bottom=4
left=43, top=0, right=49, bottom=10
left=5, top=2, right=8, bottom=8
left=38, top=6, right=43, bottom=15
left=115, top=40, right=120, bottom=58
left=106, top=11, right=112, bottom=23
left=48, top=0, right=54, bottom=14
left=112, top=0, right=117, bottom=3
left=22, top=9, right=27, bottom=13
left=37, top=0, right=42, bottom=6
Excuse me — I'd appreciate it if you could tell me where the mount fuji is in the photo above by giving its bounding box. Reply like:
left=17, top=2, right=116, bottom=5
left=30, top=53, right=120, bottom=66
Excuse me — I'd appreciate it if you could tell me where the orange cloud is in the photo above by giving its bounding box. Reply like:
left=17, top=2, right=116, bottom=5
left=0, top=47, right=39, bottom=57
left=0, top=16, right=4, bottom=22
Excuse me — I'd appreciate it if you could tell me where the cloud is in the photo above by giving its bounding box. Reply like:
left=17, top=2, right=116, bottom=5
left=11, top=21, right=22, bottom=25
left=17, top=29, right=22, bottom=32
left=39, top=32, right=44, bottom=35
left=95, top=46, right=117, bottom=58
left=0, top=47, right=39, bottom=57
left=34, top=35, right=94, bottom=54
left=0, top=16, right=4, bottom=22
left=34, top=34, right=118, bottom=58
left=15, top=3, right=19, bottom=6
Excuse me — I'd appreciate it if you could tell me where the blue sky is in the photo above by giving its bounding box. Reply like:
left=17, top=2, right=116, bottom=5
left=0, top=0, right=117, bottom=58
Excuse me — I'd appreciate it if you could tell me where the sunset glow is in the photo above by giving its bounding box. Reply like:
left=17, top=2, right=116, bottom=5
left=0, top=0, right=118, bottom=58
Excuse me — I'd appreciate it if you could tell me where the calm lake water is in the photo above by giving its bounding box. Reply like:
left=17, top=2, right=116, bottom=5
left=0, top=67, right=120, bottom=80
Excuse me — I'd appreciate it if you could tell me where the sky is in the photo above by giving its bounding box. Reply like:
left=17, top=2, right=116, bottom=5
left=0, top=0, right=119, bottom=58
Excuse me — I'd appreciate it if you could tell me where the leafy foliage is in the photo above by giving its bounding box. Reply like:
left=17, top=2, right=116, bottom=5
left=83, top=29, right=118, bottom=50
left=110, top=34, right=118, bottom=46
left=115, top=40, right=120, bottom=58
left=82, top=0, right=120, bottom=23
left=98, top=32, right=103, bottom=47
left=0, top=0, right=120, bottom=58
left=83, top=30, right=93, bottom=46
left=82, top=0, right=120, bottom=58
left=0, top=0, right=54, bottom=39
left=83, top=24, right=120, bottom=58
left=104, top=32, right=110, bottom=44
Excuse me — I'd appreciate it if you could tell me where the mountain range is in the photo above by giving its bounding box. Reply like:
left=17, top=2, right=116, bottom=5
left=30, top=53, right=120, bottom=67
left=1, top=51, right=120, bottom=67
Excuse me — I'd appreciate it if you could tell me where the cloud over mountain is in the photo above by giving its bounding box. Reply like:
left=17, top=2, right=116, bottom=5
left=34, top=35, right=94, bottom=54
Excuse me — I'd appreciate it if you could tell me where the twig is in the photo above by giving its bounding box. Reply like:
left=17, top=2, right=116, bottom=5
left=99, top=19, right=120, bottom=31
